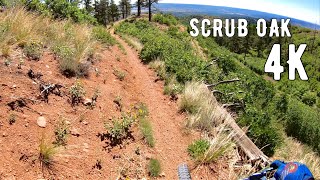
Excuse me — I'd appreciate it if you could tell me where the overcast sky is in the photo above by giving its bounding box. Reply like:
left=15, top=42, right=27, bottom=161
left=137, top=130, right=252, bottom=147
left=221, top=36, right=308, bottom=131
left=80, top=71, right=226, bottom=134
left=119, top=0, right=320, bottom=25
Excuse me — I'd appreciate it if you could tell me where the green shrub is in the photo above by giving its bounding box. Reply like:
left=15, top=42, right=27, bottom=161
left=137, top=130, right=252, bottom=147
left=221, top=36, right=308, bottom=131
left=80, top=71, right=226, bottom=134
left=24, top=0, right=51, bottom=16
left=217, top=55, right=238, bottom=74
left=69, top=80, right=86, bottom=105
left=188, top=139, right=210, bottom=160
left=302, top=92, right=317, bottom=106
left=23, top=41, right=42, bottom=60
left=43, top=0, right=97, bottom=24
left=53, top=45, right=78, bottom=76
left=286, top=99, right=320, bottom=153
left=152, top=14, right=178, bottom=26
left=238, top=106, right=282, bottom=156
left=188, top=136, right=234, bottom=164
left=148, top=158, right=161, bottom=177
left=139, top=118, right=155, bottom=147
left=134, top=102, right=149, bottom=118
left=113, top=69, right=126, bottom=81
left=54, top=119, right=69, bottom=146
left=93, top=26, right=116, bottom=46
left=105, top=114, right=134, bottom=142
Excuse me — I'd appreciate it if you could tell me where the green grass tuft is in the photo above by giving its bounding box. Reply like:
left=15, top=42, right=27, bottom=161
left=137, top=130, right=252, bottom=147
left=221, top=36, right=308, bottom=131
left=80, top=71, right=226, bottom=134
left=148, top=158, right=161, bottom=177
left=39, top=135, right=57, bottom=167
left=139, top=118, right=155, bottom=147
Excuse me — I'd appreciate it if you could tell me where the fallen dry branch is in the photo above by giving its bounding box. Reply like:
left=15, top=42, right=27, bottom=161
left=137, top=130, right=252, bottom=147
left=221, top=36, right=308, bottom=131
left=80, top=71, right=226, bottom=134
left=27, top=69, right=43, bottom=80
left=7, top=97, right=42, bottom=115
left=202, top=83, right=269, bottom=163
left=221, top=107, right=269, bottom=163
left=222, top=103, right=243, bottom=109
left=39, top=83, right=64, bottom=103
left=206, top=78, right=240, bottom=88
left=212, top=90, right=224, bottom=95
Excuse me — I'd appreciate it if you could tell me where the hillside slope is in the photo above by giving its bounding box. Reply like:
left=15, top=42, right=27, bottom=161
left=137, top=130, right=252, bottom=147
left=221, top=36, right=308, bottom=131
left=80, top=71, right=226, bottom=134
left=0, top=9, right=197, bottom=179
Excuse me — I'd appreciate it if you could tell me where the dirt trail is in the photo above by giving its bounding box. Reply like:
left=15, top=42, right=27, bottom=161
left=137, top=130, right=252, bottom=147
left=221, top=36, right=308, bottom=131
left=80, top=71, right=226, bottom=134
left=110, top=28, right=196, bottom=179
left=0, top=26, right=196, bottom=179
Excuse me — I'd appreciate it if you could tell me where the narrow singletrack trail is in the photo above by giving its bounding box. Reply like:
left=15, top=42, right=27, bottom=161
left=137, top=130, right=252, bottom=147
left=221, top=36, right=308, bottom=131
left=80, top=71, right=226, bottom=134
left=110, top=27, right=196, bottom=179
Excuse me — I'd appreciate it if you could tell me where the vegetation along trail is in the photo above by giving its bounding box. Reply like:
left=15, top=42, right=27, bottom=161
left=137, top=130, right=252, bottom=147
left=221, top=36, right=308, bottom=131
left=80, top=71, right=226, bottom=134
left=109, top=26, right=196, bottom=178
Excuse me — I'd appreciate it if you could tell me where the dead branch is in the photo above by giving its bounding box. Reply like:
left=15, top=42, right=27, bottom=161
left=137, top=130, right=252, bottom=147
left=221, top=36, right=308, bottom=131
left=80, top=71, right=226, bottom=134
left=27, top=69, right=43, bottom=81
left=222, top=103, right=243, bottom=108
left=205, top=58, right=219, bottom=68
left=7, top=97, right=42, bottom=115
left=39, top=83, right=64, bottom=103
left=212, top=90, right=224, bottom=95
left=206, top=78, right=240, bottom=88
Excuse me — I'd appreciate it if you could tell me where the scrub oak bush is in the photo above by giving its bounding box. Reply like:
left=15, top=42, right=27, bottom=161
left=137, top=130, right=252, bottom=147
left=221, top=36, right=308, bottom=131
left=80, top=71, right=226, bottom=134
left=152, top=13, right=178, bottom=26
left=115, top=20, right=208, bottom=83
left=286, top=99, right=320, bottom=154
left=238, top=106, right=282, bottom=156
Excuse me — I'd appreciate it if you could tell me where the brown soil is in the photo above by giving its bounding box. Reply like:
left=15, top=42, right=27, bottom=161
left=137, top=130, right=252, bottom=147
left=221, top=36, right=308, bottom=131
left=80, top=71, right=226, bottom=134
left=0, top=27, right=198, bottom=179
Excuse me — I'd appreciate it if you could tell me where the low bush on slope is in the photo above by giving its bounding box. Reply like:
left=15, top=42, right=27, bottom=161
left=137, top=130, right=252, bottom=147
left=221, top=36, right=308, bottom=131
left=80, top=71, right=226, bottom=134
left=197, top=29, right=320, bottom=155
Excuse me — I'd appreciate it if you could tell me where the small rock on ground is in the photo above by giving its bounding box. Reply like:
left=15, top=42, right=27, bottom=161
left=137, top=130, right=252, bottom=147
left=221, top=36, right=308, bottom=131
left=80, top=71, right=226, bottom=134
left=71, top=128, right=80, bottom=137
left=37, top=116, right=47, bottom=128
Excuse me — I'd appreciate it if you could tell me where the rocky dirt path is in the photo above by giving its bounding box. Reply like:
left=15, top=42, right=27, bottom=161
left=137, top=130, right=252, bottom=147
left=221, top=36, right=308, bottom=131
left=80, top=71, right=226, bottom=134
left=110, top=28, right=196, bottom=179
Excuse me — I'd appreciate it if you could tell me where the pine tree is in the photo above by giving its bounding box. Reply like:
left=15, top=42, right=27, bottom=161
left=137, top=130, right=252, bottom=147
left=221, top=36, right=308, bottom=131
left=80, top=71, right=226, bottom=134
left=119, top=0, right=131, bottom=19
left=137, top=0, right=141, bottom=16
left=94, top=0, right=109, bottom=25
left=83, top=0, right=93, bottom=13
left=142, top=0, right=158, bottom=21
left=125, top=0, right=131, bottom=18
left=108, top=0, right=119, bottom=22
left=119, top=0, right=125, bottom=19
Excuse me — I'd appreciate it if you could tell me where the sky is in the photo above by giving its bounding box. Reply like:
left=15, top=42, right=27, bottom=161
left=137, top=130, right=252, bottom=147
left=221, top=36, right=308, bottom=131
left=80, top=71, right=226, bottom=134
left=153, top=0, right=320, bottom=25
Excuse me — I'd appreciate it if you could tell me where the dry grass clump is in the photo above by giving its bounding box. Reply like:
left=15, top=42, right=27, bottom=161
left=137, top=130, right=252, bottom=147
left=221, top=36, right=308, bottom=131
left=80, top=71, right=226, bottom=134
left=189, top=124, right=236, bottom=165
left=180, top=81, right=225, bottom=131
left=121, top=34, right=143, bottom=51
left=273, top=136, right=320, bottom=179
left=0, top=7, right=105, bottom=76
left=188, top=123, right=258, bottom=180
left=39, top=135, right=57, bottom=168
left=149, top=58, right=166, bottom=80
left=163, top=75, right=183, bottom=98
